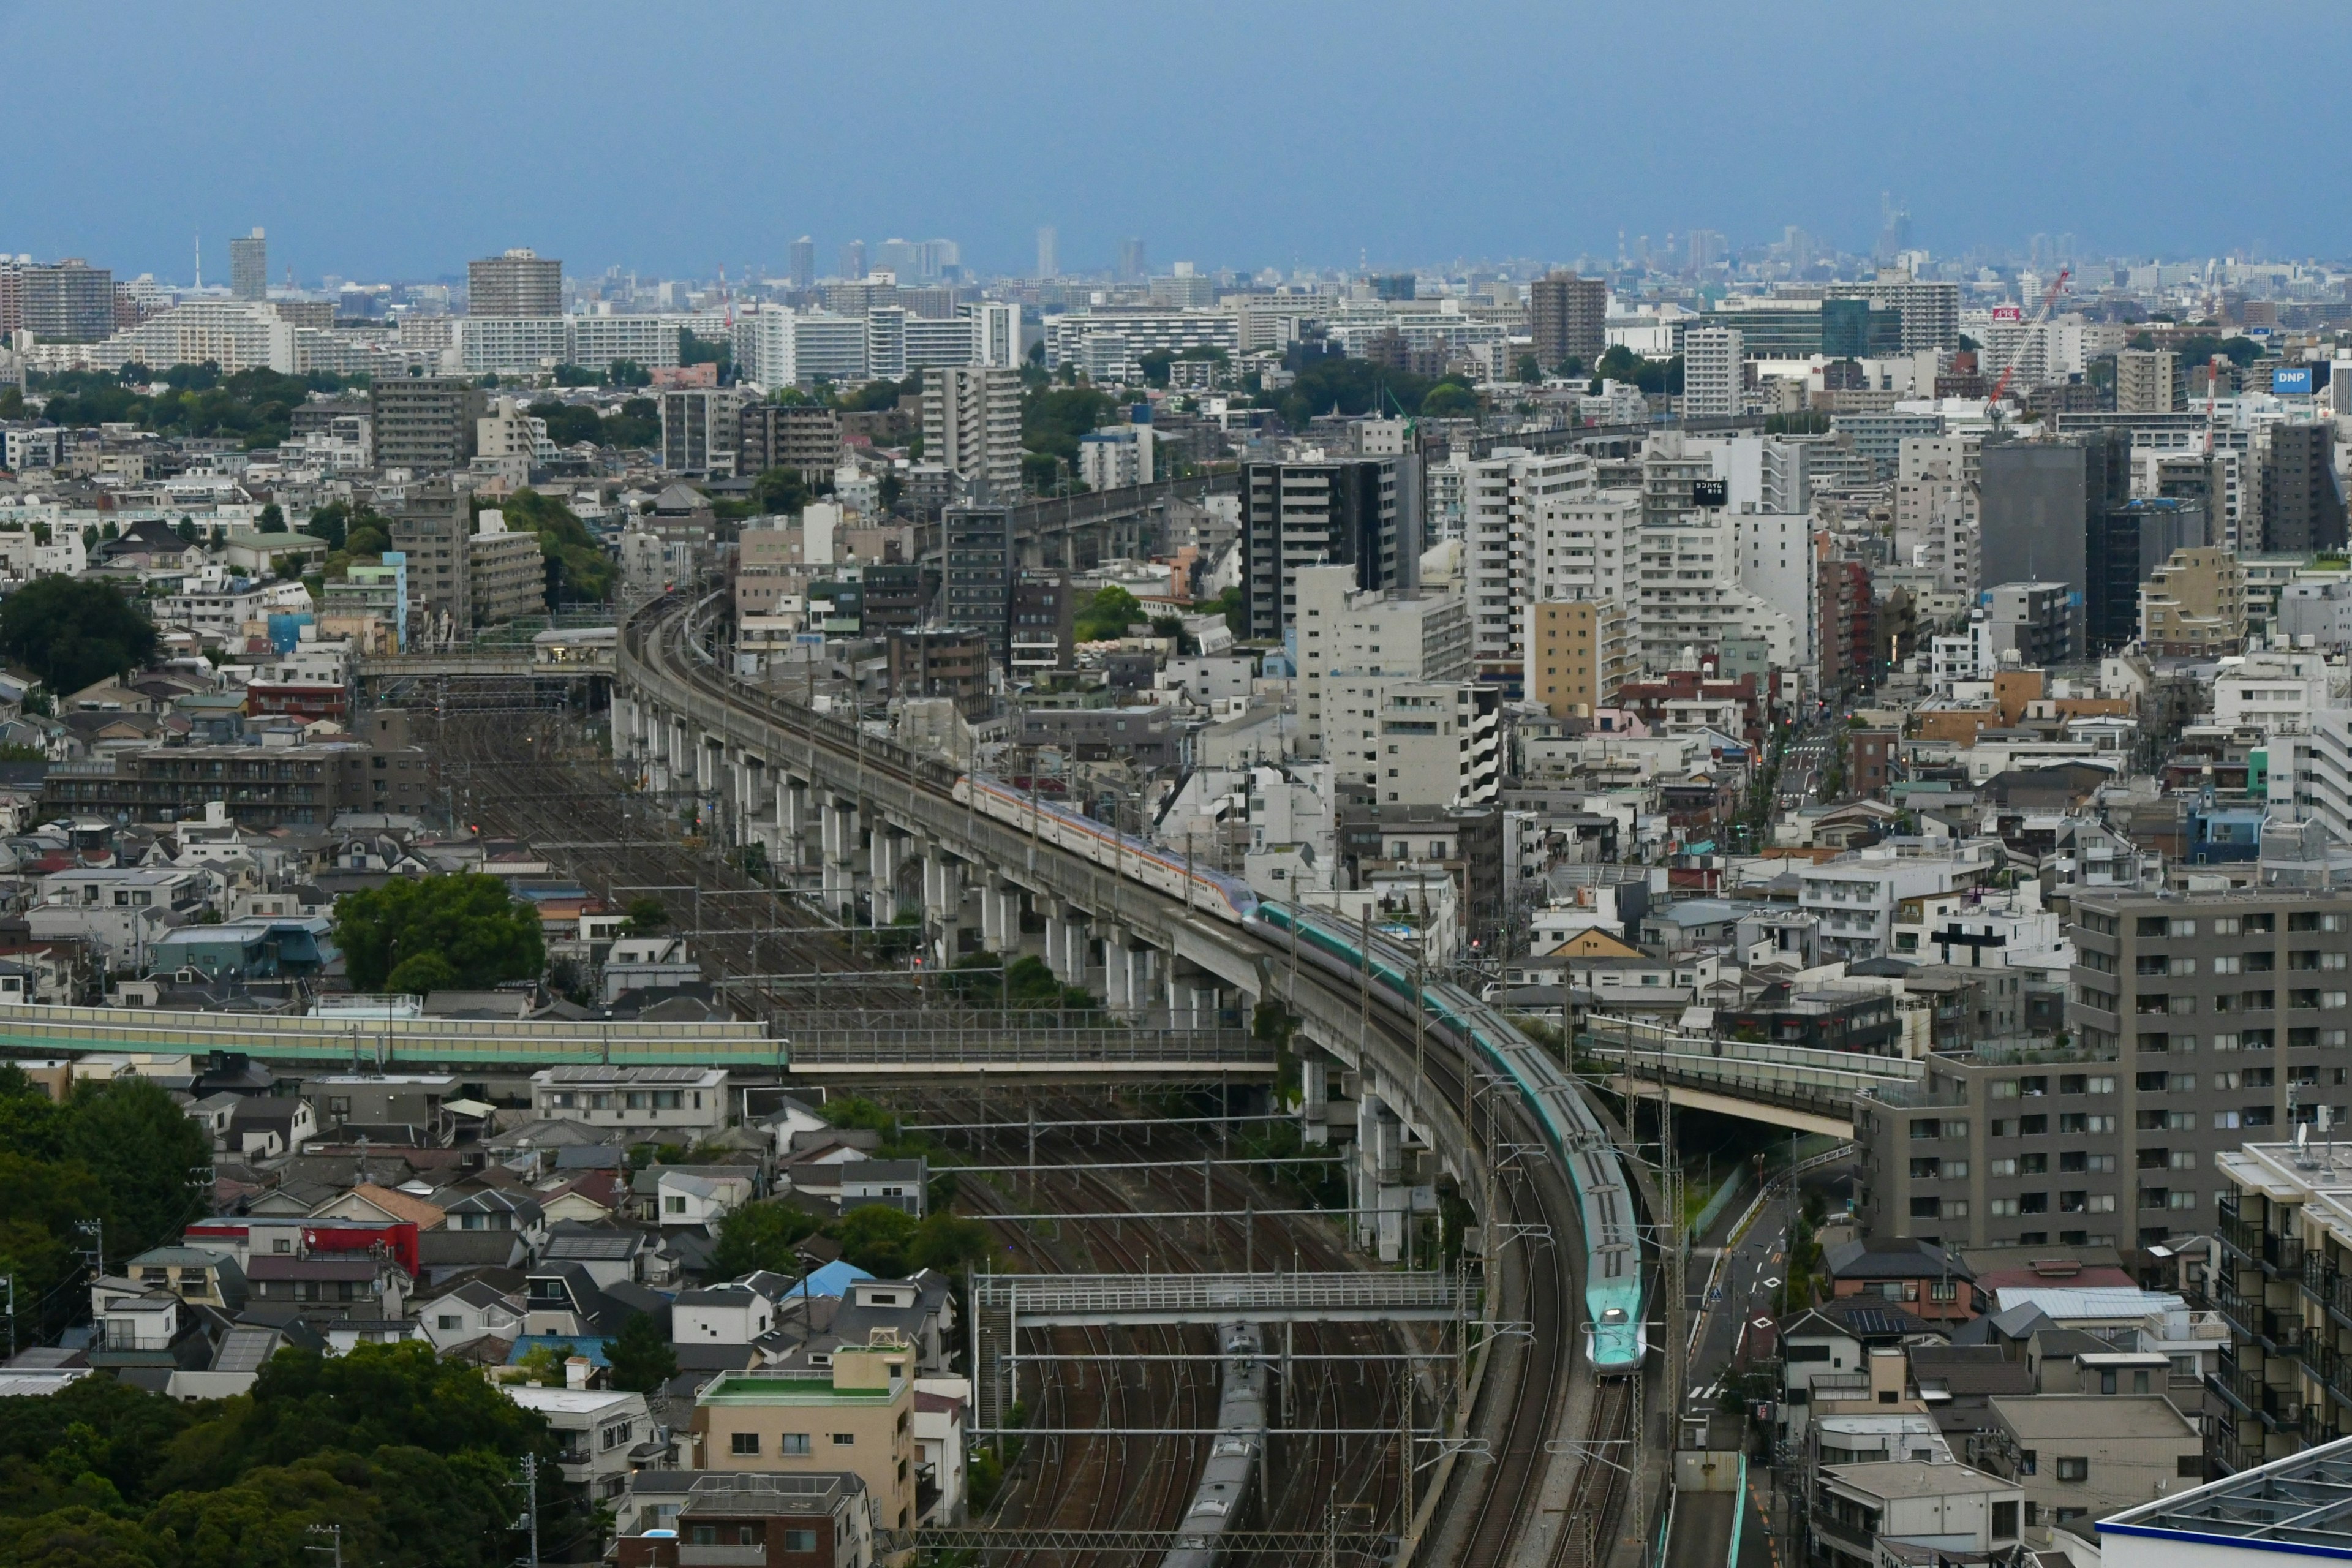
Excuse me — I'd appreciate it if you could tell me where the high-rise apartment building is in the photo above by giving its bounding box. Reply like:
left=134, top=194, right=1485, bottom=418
left=18, top=259, right=114, bottom=341
left=1240, top=460, right=1403, bottom=643
left=2114, top=347, right=2180, bottom=414
left=2139, top=545, right=2245, bottom=657
left=1008, top=569, right=1074, bottom=676
left=467, top=248, right=561, bottom=317
left=1860, top=883, right=2352, bottom=1259
left=838, top=240, right=866, bottom=282
left=1464, top=449, right=1595, bottom=686
left=370, top=376, right=486, bottom=475
left=1117, top=238, right=1148, bottom=282
left=1525, top=600, right=1630, bottom=720
left=658, top=388, right=745, bottom=475
left=921, top=366, right=1022, bottom=500
left=787, top=236, right=815, bottom=291
left=2263, top=424, right=2350, bottom=555
left=1292, top=564, right=1471, bottom=758
left=941, top=504, right=1014, bottom=660
left=1680, top=325, right=1743, bottom=418
left=736, top=402, right=841, bottom=484
left=229, top=228, right=268, bottom=302
left=1824, top=273, right=1962, bottom=352
left=1528, top=271, right=1607, bottom=372
left=1036, top=227, right=1058, bottom=280
left=386, top=481, right=473, bottom=630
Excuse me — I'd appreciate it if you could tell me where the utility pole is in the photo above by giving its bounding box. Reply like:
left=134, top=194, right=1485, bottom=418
left=305, top=1525, right=342, bottom=1568
left=512, top=1453, right=541, bottom=1568
left=74, top=1219, right=104, bottom=1281
left=1, top=1276, right=14, bottom=1361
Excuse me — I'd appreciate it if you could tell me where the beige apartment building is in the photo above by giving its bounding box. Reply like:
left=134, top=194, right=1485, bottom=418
left=2139, top=545, right=2245, bottom=657
left=689, top=1339, right=919, bottom=1533
left=1525, top=599, right=1630, bottom=719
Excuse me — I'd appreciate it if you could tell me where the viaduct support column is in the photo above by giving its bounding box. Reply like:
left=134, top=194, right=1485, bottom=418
left=820, top=797, right=859, bottom=919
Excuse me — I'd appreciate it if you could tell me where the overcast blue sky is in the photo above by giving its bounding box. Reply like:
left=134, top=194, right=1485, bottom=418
left=2, top=1, right=2339, bottom=284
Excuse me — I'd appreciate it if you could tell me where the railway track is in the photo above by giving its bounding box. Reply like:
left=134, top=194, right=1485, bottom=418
left=954, top=1093, right=1400, bottom=1566
left=621, top=592, right=1643, bottom=1566
left=429, top=707, right=922, bottom=1016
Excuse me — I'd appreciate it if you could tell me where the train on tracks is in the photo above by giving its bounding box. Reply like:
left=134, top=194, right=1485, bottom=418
left=642, top=601, right=1646, bottom=1374
left=1162, top=1321, right=1268, bottom=1568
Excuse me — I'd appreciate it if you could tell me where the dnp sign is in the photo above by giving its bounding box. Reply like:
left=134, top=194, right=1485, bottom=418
left=2275, top=366, right=2315, bottom=396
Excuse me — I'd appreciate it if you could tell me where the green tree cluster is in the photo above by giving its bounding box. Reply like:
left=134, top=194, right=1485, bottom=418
left=1256, top=354, right=1480, bottom=429
left=525, top=398, right=658, bottom=451
left=34, top=365, right=352, bottom=450
left=0, top=576, right=158, bottom=695
left=481, top=489, right=612, bottom=605
left=709, top=1199, right=993, bottom=1284
left=1072, top=584, right=1144, bottom=641
left=1590, top=345, right=1683, bottom=395
left=330, top=873, right=546, bottom=995
left=0, top=1341, right=588, bottom=1568
left=0, top=1068, right=213, bottom=1339
left=944, top=952, right=1095, bottom=1013
left=1022, top=384, right=1119, bottom=475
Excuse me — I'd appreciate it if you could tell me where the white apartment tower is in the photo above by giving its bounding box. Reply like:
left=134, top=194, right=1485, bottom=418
left=1464, top=448, right=1594, bottom=684
left=1681, top=325, right=1743, bottom=418
left=922, top=366, right=1023, bottom=499
left=1292, top=565, right=1472, bottom=759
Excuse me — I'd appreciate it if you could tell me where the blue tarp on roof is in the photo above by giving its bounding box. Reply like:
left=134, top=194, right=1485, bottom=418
left=784, top=1260, right=874, bottom=1300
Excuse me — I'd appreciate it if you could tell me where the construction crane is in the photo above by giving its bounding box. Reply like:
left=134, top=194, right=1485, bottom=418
left=1986, top=266, right=2072, bottom=408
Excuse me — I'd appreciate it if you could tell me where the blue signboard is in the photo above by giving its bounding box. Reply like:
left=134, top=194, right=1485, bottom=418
left=2276, top=366, right=2315, bottom=396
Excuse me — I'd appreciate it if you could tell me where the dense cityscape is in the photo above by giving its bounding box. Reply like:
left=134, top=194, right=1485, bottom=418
left=11, top=12, right=2352, bottom=1568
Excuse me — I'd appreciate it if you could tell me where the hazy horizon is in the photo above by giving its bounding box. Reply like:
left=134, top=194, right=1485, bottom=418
left=6, top=0, right=2343, bottom=285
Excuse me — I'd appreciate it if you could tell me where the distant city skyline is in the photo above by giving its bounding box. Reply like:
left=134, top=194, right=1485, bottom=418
left=4, top=1, right=2345, bottom=283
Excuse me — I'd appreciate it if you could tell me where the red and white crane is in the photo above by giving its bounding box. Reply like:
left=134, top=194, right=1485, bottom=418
left=1986, top=266, right=2072, bottom=409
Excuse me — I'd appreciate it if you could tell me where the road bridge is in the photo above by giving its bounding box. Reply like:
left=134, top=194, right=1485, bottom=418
left=1584, top=1015, right=1921, bottom=1136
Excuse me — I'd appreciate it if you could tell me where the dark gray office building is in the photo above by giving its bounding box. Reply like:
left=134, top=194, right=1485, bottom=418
left=1240, top=459, right=1401, bottom=644
left=1978, top=432, right=2131, bottom=640
left=2262, top=424, right=2349, bottom=554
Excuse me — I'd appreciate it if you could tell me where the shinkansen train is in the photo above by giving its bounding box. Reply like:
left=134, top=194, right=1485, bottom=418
left=950, top=772, right=1647, bottom=1373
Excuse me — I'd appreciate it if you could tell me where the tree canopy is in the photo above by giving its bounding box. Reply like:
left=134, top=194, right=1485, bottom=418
left=330, top=874, right=546, bottom=995
left=1591, top=345, right=1683, bottom=395
left=0, top=575, right=159, bottom=695
left=483, top=489, right=611, bottom=605
left=1257, top=354, right=1479, bottom=428
left=1022, top=384, right=1118, bottom=471
left=0, top=1066, right=214, bottom=1341
left=1072, top=584, right=1145, bottom=642
left=0, top=1341, right=590, bottom=1568
left=32, top=365, right=353, bottom=450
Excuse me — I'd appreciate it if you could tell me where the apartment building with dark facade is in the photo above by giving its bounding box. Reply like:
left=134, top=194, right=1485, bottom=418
left=1859, top=888, right=2352, bottom=1260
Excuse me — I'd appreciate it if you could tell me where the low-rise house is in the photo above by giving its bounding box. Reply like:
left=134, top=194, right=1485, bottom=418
left=227, top=1097, right=317, bottom=1158
left=1823, top=1237, right=1980, bottom=1323
left=121, top=1246, right=247, bottom=1311
left=1810, top=1461, right=2023, bottom=1568
left=1975, top=1393, right=2203, bottom=1540
left=528, top=1065, right=730, bottom=1139
left=417, top=1278, right=527, bottom=1351
left=503, top=1384, right=650, bottom=1503
left=616, top=1472, right=874, bottom=1568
